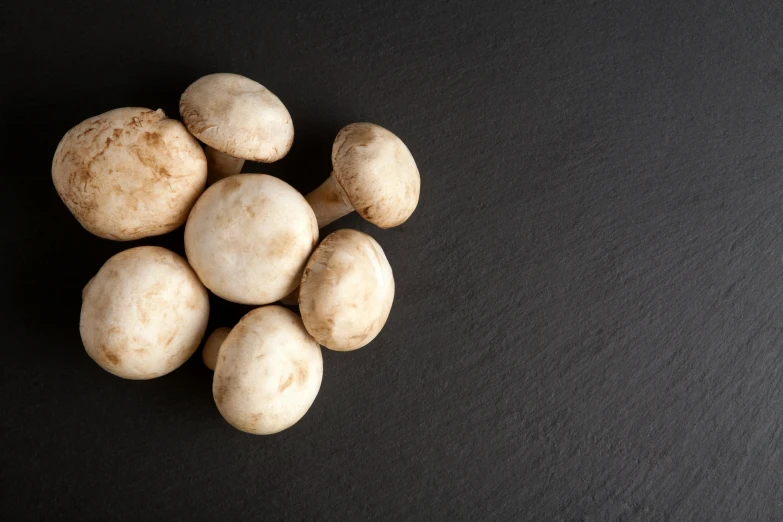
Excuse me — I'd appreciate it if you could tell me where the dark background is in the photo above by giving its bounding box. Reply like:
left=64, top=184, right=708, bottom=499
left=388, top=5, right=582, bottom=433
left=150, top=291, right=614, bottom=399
left=3, top=0, right=783, bottom=519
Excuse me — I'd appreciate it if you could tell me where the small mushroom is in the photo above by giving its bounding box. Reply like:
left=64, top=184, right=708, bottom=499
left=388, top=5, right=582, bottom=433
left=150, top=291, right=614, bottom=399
left=180, top=73, right=294, bottom=184
left=213, top=306, right=322, bottom=435
left=305, top=122, right=420, bottom=228
left=184, top=174, right=318, bottom=304
left=202, top=327, right=231, bottom=370
left=80, top=246, right=210, bottom=379
left=52, top=107, right=207, bottom=240
left=298, top=229, right=394, bottom=351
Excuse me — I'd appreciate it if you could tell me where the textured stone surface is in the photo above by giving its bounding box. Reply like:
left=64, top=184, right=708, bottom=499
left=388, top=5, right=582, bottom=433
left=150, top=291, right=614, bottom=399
left=5, top=0, right=783, bottom=519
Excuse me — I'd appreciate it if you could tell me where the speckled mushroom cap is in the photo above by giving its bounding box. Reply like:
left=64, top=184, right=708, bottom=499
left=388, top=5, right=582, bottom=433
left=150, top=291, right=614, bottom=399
left=299, top=229, right=395, bottom=351
left=179, top=73, right=294, bottom=162
left=331, top=123, right=420, bottom=228
left=184, top=174, right=318, bottom=305
left=52, top=107, right=207, bottom=240
left=80, top=246, right=210, bottom=379
left=213, top=306, right=323, bottom=435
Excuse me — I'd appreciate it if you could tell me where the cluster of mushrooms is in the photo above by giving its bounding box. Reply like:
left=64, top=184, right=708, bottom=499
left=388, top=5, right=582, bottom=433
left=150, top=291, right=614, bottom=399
left=52, top=73, right=420, bottom=435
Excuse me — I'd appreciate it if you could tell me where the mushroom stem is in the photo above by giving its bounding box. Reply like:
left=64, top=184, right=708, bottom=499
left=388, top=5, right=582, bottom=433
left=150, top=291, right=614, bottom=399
left=305, top=174, right=354, bottom=228
left=203, top=327, right=231, bottom=371
left=205, top=145, right=244, bottom=184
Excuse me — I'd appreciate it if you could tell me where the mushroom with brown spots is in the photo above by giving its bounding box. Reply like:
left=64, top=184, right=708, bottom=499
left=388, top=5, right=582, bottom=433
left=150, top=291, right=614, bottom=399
left=184, top=174, right=318, bottom=305
left=213, top=306, right=323, bottom=435
left=179, top=73, right=294, bottom=184
left=52, top=107, right=207, bottom=240
left=202, top=327, right=231, bottom=370
left=297, top=229, right=394, bottom=351
left=305, top=122, right=420, bottom=229
left=80, top=246, right=210, bottom=379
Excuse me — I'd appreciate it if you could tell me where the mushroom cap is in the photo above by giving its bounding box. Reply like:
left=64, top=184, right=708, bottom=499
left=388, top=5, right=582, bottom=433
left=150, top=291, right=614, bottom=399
left=80, top=246, right=210, bottom=379
left=213, top=306, right=323, bottom=435
left=52, top=107, right=207, bottom=241
left=180, top=73, right=294, bottom=162
left=331, top=122, right=420, bottom=228
left=184, top=174, right=318, bottom=305
left=202, top=327, right=231, bottom=371
left=299, top=229, right=395, bottom=351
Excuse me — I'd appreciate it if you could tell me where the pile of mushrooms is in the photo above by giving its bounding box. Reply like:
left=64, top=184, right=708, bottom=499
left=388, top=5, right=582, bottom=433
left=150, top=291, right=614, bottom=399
left=53, top=72, right=420, bottom=434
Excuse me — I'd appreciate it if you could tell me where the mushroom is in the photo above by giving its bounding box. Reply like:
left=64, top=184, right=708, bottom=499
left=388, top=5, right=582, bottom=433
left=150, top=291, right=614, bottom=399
left=202, top=327, right=231, bottom=370
left=305, top=122, right=420, bottom=228
left=179, top=73, right=294, bottom=184
left=80, top=246, right=210, bottom=379
left=213, top=305, right=322, bottom=435
left=298, top=229, right=394, bottom=351
left=52, top=107, right=207, bottom=240
left=184, top=174, right=318, bottom=305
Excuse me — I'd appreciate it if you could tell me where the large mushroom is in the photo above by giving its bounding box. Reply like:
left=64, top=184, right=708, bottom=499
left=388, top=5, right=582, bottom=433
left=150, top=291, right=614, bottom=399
left=180, top=73, right=294, bottom=184
left=213, top=306, right=323, bottom=435
left=52, top=107, right=207, bottom=240
left=298, top=229, right=394, bottom=351
left=305, top=123, right=420, bottom=228
left=80, top=246, right=210, bottom=379
left=184, top=174, right=318, bottom=305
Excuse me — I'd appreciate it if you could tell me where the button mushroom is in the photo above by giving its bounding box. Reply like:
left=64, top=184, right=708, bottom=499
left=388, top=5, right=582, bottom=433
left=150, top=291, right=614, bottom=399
left=52, top=107, right=207, bottom=240
left=298, top=229, right=394, bottom=351
left=184, top=174, right=318, bottom=305
left=179, top=73, right=294, bottom=184
left=202, top=327, right=231, bottom=371
left=213, top=306, right=322, bottom=435
left=80, top=246, right=210, bottom=379
left=305, top=122, right=420, bottom=228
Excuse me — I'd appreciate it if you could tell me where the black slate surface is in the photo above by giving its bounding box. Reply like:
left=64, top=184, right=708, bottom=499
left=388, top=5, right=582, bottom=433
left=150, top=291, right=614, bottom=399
left=3, top=0, right=783, bottom=519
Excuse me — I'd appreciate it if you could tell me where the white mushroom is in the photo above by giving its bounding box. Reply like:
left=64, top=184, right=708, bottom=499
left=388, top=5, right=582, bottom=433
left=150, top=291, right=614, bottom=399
left=213, top=306, right=322, bottom=435
left=184, top=174, right=318, bottom=305
left=52, top=107, right=207, bottom=240
left=80, top=246, right=210, bottom=379
left=305, top=122, right=420, bottom=228
left=202, top=327, right=231, bottom=370
left=298, top=229, right=394, bottom=351
left=180, top=73, right=294, bottom=184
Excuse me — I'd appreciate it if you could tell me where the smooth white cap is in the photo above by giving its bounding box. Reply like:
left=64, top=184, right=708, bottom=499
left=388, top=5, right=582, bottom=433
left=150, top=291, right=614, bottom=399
left=299, top=229, right=394, bottom=351
left=180, top=73, right=294, bottom=162
left=185, top=174, right=318, bottom=305
left=80, top=246, right=210, bottom=379
left=213, top=306, right=323, bottom=434
left=331, top=122, right=420, bottom=228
